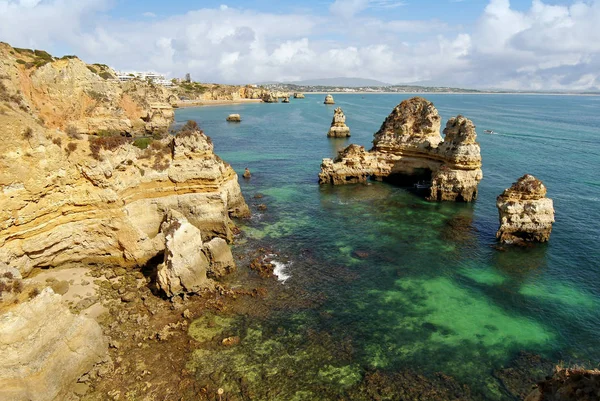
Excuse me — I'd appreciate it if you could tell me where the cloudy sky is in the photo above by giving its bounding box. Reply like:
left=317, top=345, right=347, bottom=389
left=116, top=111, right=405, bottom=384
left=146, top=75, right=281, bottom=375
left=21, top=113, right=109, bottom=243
left=0, top=0, right=598, bottom=90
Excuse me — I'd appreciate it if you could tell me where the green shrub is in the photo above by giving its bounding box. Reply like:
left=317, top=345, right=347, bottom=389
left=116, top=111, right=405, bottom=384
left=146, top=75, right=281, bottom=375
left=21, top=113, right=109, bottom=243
left=133, top=137, right=152, bottom=149
left=16, top=59, right=26, bottom=65
left=87, top=65, right=98, bottom=74
left=60, top=55, right=78, bottom=60
left=14, top=47, right=33, bottom=55
left=33, top=50, right=53, bottom=61
left=99, top=71, right=114, bottom=80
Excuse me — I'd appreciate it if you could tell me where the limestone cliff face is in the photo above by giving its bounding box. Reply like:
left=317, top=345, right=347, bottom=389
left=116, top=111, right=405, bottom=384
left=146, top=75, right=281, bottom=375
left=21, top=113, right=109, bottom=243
left=0, top=43, right=175, bottom=136
left=496, top=175, right=555, bottom=244
left=319, top=97, right=483, bottom=202
left=0, top=112, right=249, bottom=276
left=0, top=288, right=107, bottom=401
left=327, top=107, right=350, bottom=137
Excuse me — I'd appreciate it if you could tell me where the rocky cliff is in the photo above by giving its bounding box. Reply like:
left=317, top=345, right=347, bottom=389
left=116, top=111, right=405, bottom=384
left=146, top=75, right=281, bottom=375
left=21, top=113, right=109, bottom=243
left=0, top=42, right=250, bottom=399
left=0, top=43, right=175, bottom=136
left=0, top=43, right=249, bottom=278
left=319, top=97, right=483, bottom=201
left=172, top=82, right=276, bottom=103
left=496, top=175, right=555, bottom=244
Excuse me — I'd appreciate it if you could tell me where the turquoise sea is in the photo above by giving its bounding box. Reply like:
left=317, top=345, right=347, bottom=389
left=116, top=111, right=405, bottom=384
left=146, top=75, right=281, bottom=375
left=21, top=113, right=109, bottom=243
left=176, top=94, right=600, bottom=400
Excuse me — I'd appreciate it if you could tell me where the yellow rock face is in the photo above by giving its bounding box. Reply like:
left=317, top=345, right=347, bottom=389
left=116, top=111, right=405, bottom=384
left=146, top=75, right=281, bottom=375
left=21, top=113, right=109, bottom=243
left=0, top=43, right=249, bottom=276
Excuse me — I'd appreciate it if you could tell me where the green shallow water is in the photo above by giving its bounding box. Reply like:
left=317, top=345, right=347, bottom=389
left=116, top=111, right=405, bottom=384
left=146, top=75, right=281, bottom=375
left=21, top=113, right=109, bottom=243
left=176, top=94, right=600, bottom=400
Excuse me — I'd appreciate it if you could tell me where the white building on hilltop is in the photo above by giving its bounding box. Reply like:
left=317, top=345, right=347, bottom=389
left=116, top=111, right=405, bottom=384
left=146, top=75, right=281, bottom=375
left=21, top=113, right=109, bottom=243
left=116, top=71, right=173, bottom=86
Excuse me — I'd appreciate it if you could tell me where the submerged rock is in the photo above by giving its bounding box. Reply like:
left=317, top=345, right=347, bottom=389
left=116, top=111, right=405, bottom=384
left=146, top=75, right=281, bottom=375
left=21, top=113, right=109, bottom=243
left=204, top=237, right=236, bottom=279
left=327, top=107, right=351, bottom=138
left=319, top=97, right=483, bottom=202
left=496, top=175, right=555, bottom=244
left=226, top=114, right=241, bottom=122
left=0, top=288, right=107, bottom=401
left=324, top=94, right=335, bottom=105
left=526, top=367, right=600, bottom=401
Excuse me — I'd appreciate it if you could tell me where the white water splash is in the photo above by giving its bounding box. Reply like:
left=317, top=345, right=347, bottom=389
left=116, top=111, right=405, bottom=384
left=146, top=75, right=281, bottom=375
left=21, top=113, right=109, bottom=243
left=272, top=260, right=291, bottom=283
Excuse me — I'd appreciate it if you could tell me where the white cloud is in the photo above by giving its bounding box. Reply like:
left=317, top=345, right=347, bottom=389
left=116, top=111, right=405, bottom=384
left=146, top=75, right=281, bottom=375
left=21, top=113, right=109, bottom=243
left=0, top=0, right=599, bottom=90
left=142, top=12, right=156, bottom=18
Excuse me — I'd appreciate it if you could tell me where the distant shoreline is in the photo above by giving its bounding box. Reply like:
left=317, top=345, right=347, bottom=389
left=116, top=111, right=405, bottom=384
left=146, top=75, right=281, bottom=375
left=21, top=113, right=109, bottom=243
left=173, top=91, right=600, bottom=110
left=175, top=99, right=263, bottom=108
left=306, top=91, right=600, bottom=96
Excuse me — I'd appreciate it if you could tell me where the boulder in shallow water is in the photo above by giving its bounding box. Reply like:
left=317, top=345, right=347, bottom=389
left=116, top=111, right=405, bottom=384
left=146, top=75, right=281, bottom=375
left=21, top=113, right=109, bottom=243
left=203, top=237, right=236, bottom=279
left=327, top=107, right=351, bottom=138
left=496, top=175, right=555, bottom=244
left=226, top=114, right=241, bottom=122
left=324, top=94, right=335, bottom=105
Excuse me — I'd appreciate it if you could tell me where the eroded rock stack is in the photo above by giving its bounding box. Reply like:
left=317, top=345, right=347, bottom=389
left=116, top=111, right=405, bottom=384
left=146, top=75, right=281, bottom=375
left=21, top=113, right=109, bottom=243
left=294, top=93, right=305, bottom=99
left=262, top=93, right=278, bottom=103
left=496, top=175, right=555, bottom=244
left=319, top=97, right=483, bottom=202
left=226, top=114, right=241, bottom=122
left=327, top=107, right=351, bottom=137
left=324, top=94, right=335, bottom=104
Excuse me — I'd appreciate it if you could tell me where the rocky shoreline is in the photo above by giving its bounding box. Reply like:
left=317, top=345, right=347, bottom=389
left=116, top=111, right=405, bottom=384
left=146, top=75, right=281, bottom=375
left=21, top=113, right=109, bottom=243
left=0, top=41, right=594, bottom=401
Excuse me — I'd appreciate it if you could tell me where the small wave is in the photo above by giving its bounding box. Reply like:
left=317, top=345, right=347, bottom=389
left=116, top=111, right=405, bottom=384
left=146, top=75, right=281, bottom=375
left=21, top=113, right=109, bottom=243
left=271, top=258, right=292, bottom=283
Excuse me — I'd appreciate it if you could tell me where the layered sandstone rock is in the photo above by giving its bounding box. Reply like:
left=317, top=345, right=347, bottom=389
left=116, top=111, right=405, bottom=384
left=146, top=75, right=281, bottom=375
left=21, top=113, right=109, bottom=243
left=0, top=288, right=107, bottom=401
left=156, top=211, right=237, bottom=297
left=324, top=94, right=335, bottom=105
left=293, top=93, right=305, bottom=99
left=0, top=101, right=248, bottom=277
left=327, top=107, right=351, bottom=138
left=319, top=97, right=483, bottom=202
left=496, top=175, right=555, bottom=244
left=156, top=211, right=214, bottom=297
left=0, top=43, right=174, bottom=136
left=262, top=93, right=279, bottom=103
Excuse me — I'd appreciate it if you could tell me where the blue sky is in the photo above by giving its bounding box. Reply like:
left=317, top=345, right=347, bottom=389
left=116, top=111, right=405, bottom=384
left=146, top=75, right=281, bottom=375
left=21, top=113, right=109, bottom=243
left=1, top=0, right=599, bottom=90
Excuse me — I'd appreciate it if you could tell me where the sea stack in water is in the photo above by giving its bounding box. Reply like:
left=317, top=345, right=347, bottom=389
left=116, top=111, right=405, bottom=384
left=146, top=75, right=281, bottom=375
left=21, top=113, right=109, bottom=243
left=243, top=168, right=251, bottom=179
left=226, top=114, right=241, bottom=122
left=496, top=175, right=555, bottom=244
left=294, top=93, right=305, bottom=99
left=319, top=97, right=483, bottom=202
left=282, top=96, right=290, bottom=103
left=327, top=107, right=351, bottom=137
left=324, top=94, right=335, bottom=105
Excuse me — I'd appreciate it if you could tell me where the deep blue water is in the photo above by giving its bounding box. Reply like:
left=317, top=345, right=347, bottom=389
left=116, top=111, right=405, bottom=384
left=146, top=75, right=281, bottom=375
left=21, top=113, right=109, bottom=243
left=177, top=94, right=600, bottom=399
